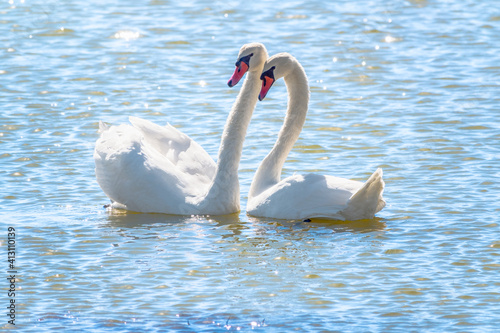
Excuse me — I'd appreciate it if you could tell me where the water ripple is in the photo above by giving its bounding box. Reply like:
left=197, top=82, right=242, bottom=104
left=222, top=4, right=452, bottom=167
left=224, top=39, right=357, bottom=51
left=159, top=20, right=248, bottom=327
left=2, top=0, right=500, bottom=331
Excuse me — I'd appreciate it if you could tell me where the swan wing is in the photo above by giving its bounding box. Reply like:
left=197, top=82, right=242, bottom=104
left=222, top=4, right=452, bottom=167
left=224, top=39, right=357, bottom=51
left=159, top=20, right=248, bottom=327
left=247, top=174, right=362, bottom=220
left=129, top=116, right=216, bottom=182
left=94, top=122, right=211, bottom=214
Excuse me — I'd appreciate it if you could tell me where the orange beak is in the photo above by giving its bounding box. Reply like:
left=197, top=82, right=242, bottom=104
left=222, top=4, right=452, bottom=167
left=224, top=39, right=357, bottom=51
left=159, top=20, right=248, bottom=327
left=259, top=75, right=275, bottom=101
left=227, top=62, right=249, bottom=87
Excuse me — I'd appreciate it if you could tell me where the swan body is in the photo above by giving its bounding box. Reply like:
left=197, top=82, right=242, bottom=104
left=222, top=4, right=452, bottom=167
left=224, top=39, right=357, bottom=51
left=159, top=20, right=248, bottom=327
left=247, top=53, right=385, bottom=220
left=94, top=43, right=268, bottom=215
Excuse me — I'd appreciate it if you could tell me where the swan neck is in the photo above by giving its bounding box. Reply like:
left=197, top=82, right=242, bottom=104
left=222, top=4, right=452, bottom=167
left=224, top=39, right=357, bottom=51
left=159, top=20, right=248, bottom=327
left=249, top=65, right=309, bottom=198
left=206, top=70, right=261, bottom=204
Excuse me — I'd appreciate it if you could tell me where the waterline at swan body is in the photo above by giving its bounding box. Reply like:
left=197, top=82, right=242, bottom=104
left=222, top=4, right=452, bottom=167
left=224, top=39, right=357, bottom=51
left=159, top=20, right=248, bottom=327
left=248, top=53, right=386, bottom=220
left=94, top=43, right=268, bottom=215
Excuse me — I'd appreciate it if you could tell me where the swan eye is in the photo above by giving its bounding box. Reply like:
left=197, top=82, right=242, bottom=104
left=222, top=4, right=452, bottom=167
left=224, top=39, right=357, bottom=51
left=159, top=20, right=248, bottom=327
left=236, top=53, right=253, bottom=68
left=259, top=66, right=276, bottom=101
left=260, top=66, right=275, bottom=81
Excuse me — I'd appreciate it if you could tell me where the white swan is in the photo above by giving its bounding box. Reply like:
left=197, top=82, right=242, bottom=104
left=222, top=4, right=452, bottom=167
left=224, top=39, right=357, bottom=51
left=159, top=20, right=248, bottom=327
left=247, top=53, right=386, bottom=220
left=94, top=43, right=268, bottom=215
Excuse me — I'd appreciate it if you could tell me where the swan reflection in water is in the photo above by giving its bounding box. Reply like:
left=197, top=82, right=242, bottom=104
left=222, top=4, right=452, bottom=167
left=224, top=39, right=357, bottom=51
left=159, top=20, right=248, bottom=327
left=100, top=208, right=386, bottom=236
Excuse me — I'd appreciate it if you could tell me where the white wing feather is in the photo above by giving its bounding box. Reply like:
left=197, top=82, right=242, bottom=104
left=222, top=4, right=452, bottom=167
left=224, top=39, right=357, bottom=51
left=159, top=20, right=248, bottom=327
left=129, top=116, right=216, bottom=182
left=94, top=117, right=216, bottom=214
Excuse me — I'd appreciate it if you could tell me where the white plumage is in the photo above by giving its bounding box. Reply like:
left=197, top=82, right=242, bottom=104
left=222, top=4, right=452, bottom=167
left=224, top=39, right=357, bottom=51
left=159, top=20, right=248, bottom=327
left=94, top=43, right=268, bottom=215
left=247, top=53, right=386, bottom=220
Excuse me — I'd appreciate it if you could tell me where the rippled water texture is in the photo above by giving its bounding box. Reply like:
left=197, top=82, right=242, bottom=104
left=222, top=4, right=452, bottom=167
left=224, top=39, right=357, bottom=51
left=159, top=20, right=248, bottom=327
left=1, top=0, right=500, bottom=331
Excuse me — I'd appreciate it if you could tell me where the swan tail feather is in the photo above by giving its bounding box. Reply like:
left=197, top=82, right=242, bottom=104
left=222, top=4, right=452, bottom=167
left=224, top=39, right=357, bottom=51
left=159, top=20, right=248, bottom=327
left=98, top=121, right=109, bottom=133
left=342, top=168, right=385, bottom=220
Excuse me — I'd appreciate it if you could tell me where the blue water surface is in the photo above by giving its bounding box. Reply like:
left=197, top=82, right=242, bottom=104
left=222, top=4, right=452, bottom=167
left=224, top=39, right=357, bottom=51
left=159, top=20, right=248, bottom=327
left=1, top=0, right=500, bottom=331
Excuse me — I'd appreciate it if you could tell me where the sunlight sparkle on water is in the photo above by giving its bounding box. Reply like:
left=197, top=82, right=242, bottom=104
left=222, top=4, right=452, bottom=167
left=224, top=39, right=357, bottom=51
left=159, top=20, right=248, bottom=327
left=384, top=35, right=397, bottom=43
left=3, top=0, right=500, bottom=331
left=113, top=30, right=140, bottom=40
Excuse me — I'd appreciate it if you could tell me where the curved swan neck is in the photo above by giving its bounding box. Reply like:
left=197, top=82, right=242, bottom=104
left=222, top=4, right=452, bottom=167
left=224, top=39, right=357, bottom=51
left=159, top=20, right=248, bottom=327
left=249, top=61, right=309, bottom=198
left=206, top=70, right=262, bottom=202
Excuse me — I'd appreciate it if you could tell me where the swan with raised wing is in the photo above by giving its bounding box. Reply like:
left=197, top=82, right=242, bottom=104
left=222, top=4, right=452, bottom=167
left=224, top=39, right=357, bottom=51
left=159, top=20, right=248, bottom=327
left=94, top=43, right=268, bottom=215
left=246, top=52, right=385, bottom=220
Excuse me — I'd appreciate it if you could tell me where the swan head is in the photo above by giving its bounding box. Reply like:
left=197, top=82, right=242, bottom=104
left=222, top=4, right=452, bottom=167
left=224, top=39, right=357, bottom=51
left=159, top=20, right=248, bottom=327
left=259, top=52, right=297, bottom=101
left=227, top=43, right=268, bottom=87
